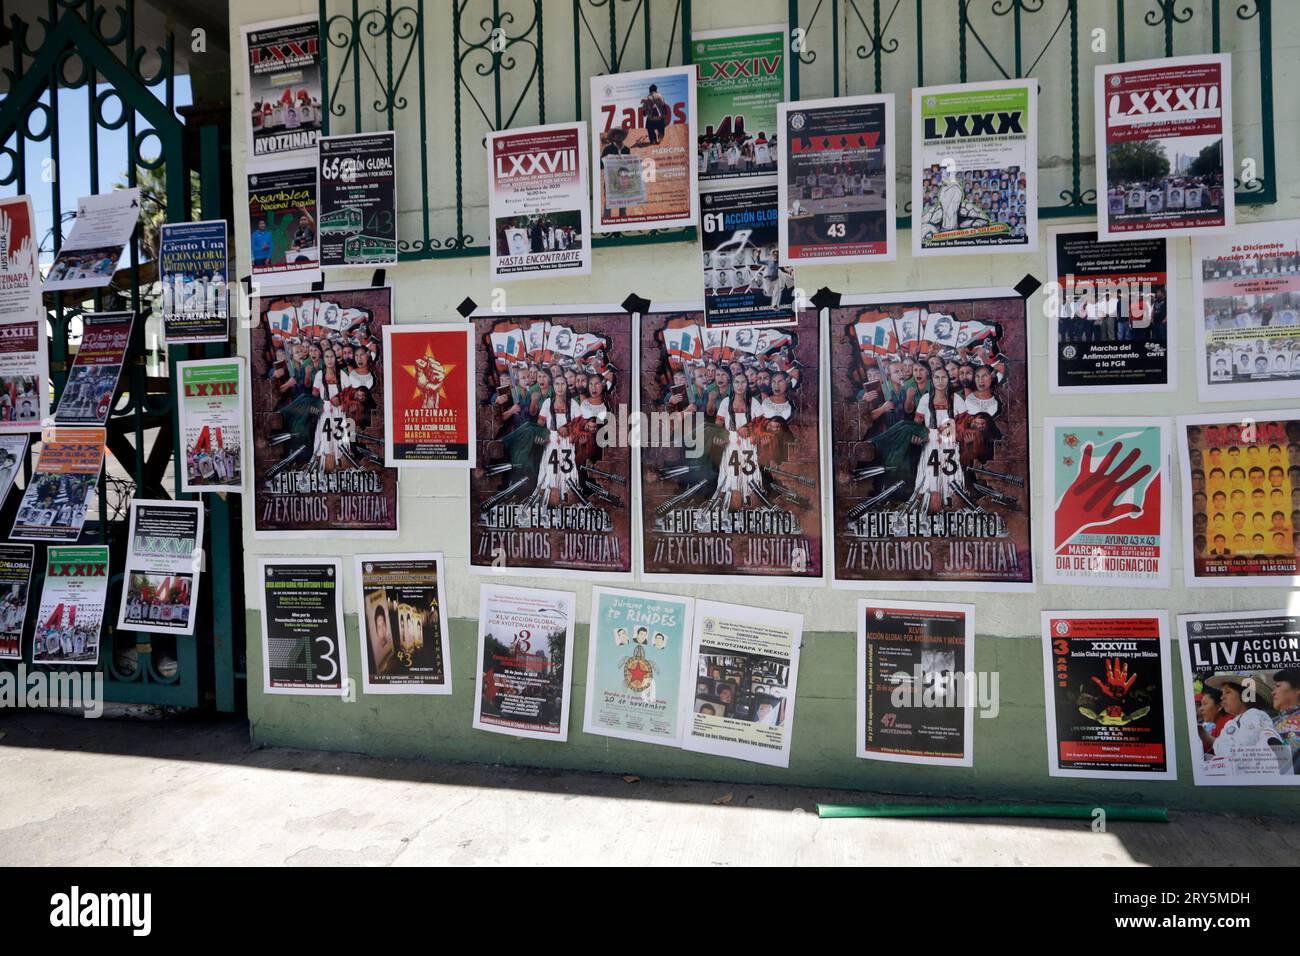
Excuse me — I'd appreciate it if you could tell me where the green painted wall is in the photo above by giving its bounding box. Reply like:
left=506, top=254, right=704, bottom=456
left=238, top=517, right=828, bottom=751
left=247, top=611, right=1298, bottom=816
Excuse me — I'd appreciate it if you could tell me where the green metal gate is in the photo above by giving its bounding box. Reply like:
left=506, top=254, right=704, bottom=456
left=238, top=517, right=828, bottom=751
left=0, top=0, right=243, bottom=711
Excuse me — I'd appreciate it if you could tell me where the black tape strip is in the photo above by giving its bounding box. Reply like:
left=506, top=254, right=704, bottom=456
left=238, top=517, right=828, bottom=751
left=311, top=277, right=326, bottom=293
left=622, top=293, right=651, bottom=315
left=241, top=276, right=252, bottom=296
left=456, top=297, right=478, bottom=318
left=371, top=268, right=386, bottom=288
left=810, top=286, right=842, bottom=311
left=1014, top=273, right=1042, bottom=299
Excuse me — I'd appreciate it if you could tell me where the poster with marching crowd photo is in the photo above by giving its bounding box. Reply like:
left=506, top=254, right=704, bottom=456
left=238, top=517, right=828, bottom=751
left=318, top=131, right=398, bottom=268
left=259, top=557, right=347, bottom=696
left=1096, top=53, right=1233, bottom=240
left=32, top=545, right=109, bottom=667
left=856, top=600, right=974, bottom=767
left=242, top=15, right=322, bottom=159
left=116, top=500, right=203, bottom=636
left=177, top=357, right=245, bottom=495
left=638, top=305, right=824, bottom=585
left=382, top=323, right=474, bottom=468
left=251, top=285, right=398, bottom=538
left=1178, top=610, right=1300, bottom=786
left=700, top=183, right=796, bottom=329
left=0, top=543, right=34, bottom=661
left=682, top=599, right=802, bottom=768
left=828, top=289, right=1033, bottom=590
left=1047, top=227, right=1174, bottom=393
left=1192, top=219, right=1300, bottom=402
left=472, top=583, right=576, bottom=741
left=1042, top=611, right=1175, bottom=780
left=247, top=161, right=320, bottom=286
left=53, top=311, right=133, bottom=426
left=159, top=220, right=230, bottom=344
left=583, top=586, right=693, bottom=747
left=353, top=552, right=451, bottom=695
left=693, top=24, right=787, bottom=184
left=0, top=195, right=50, bottom=430
left=487, top=122, right=591, bottom=281
left=590, top=65, right=698, bottom=232
left=1177, top=410, right=1300, bottom=587
left=11, top=427, right=104, bottom=543
left=911, top=80, right=1037, bottom=257
left=469, top=307, right=632, bottom=578
left=777, top=94, right=895, bottom=264
left=1042, top=418, right=1171, bottom=589
left=43, top=189, right=139, bottom=292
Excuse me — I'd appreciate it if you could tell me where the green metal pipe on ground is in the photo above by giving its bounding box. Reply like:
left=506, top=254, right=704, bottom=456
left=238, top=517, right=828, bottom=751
left=817, top=804, right=1169, bottom=822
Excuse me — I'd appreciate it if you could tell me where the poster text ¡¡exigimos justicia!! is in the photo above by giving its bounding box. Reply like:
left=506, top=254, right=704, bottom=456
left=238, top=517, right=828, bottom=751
left=470, top=309, right=633, bottom=576
left=638, top=308, right=824, bottom=584
left=829, top=290, right=1033, bottom=590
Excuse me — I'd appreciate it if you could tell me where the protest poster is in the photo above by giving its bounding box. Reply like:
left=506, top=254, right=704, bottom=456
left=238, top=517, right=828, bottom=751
left=0, top=195, right=50, bottom=430
left=259, top=557, right=347, bottom=696
left=681, top=599, right=802, bottom=768
left=159, top=220, right=230, bottom=344
left=1096, top=53, right=1233, bottom=240
left=116, top=500, right=204, bottom=637
left=42, top=189, right=140, bottom=291
left=382, top=323, right=474, bottom=468
left=177, top=357, right=245, bottom=494
left=250, top=285, right=398, bottom=537
left=1192, top=219, right=1300, bottom=402
left=590, top=65, right=697, bottom=232
left=1047, top=227, right=1174, bottom=393
left=827, top=289, right=1033, bottom=590
left=638, top=305, right=824, bottom=585
left=1042, top=611, right=1175, bottom=780
left=1177, top=609, right=1300, bottom=785
left=701, top=183, right=796, bottom=328
left=472, top=583, right=575, bottom=741
left=0, top=434, right=27, bottom=506
left=242, top=15, right=322, bottom=158
left=582, top=586, right=693, bottom=747
left=0, top=544, right=35, bottom=660
left=469, top=307, right=632, bottom=577
left=856, top=599, right=974, bottom=767
left=32, top=545, right=109, bottom=666
left=318, top=131, right=398, bottom=268
left=53, top=311, right=133, bottom=426
left=1042, top=417, right=1171, bottom=589
left=247, top=160, right=320, bottom=286
left=353, top=552, right=451, bottom=695
left=487, top=122, right=591, bottom=281
left=693, top=24, right=787, bottom=184
left=11, top=427, right=104, bottom=543
left=911, top=80, right=1036, bottom=256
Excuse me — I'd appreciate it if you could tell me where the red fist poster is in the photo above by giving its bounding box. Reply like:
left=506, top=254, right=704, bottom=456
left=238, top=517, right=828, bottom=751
left=382, top=323, right=475, bottom=468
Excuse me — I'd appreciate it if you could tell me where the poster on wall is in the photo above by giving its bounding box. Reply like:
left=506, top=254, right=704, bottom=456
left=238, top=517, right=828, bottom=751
left=1095, top=53, right=1233, bottom=240
left=382, top=323, right=474, bottom=468
left=11, top=427, right=104, bottom=543
left=681, top=599, right=802, bottom=768
left=693, top=24, right=786, bottom=184
left=1041, top=610, right=1175, bottom=780
left=1042, top=417, right=1171, bottom=589
left=590, top=65, right=698, bottom=232
left=487, top=122, right=591, bottom=281
left=250, top=285, right=398, bottom=537
left=1177, top=410, right=1300, bottom=587
left=0, top=195, right=50, bottom=431
left=116, top=500, right=204, bottom=636
left=469, top=307, right=632, bottom=577
left=582, top=586, right=693, bottom=747
left=911, top=80, right=1037, bottom=257
left=32, top=545, right=109, bottom=666
left=159, top=220, right=230, bottom=344
left=177, top=357, right=245, bottom=495
left=1177, top=610, right=1300, bottom=785
left=1192, top=219, right=1300, bottom=402
left=777, top=94, right=895, bottom=265
left=53, top=311, right=133, bottom=426
left=259, top=557, right=347, bottom=696
left=43, top=188, right=140, bottom=292
left=0, top=434, right=25, bottom=507
left=318, top=131, right=398, bottom=268
left=1047, top=227, right=1174, bottom=393
left=247, top=161, right=321, bottom=286
left=472, top=583, right=576, bottom=741
left=353, top=552, right=451, bottom=695
left=827, top=289, right=1033, bottom=590
left=701, top=183, right=796, bottom=328
left=0, top=544, right=34, bottom=661
left=856, top=600, right=974, bottom=767
left=638, top=305, right=824, bottom=585
left=242, top=15, right=322, bottom=158
left=0, top=195, right=42, bottom=321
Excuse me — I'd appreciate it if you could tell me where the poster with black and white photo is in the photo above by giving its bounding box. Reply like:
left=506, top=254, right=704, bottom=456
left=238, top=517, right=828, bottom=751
left=159, top=219, right=230, bottom=344
left=53, top=311, right=133, bottom=426
left=259, top=557, right=347, bottom=696
left=701, top=184, right=796, bottom=329
left=42, top=189, right=140, bottom=292
left=117, top=500, right=204, bottom=637
left=1042, top=610, right=1176, bottom=780
left=1178, top=610, right=1300, bottom=785
left=242, top=15, right=322, bottom=158
left=11, top=427, right=104, bottom=543
left=1047, top=227, right=1174, bottom=393
left=318, top=131, right=398, bottom=268
left=0, top=434, right=28, bottom=508
left=354, top=552, right=451, bottom=695
left=0, top=195, right=50, bottom=431
left=247, top=160, right=321, bottom=286
left=32, top=545, right=109, bottom=666
left=693, top=24, right=787, bottom=185
left=0, top=543, right=34, bottom=661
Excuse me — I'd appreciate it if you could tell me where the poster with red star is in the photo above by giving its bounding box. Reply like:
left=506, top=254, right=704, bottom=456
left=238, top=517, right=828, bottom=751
left=382, top=323, right=474, bottom=468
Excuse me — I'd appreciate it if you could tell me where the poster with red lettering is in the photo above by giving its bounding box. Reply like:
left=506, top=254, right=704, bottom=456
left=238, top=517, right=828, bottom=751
left=383, top=323, right=474, bottom=468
